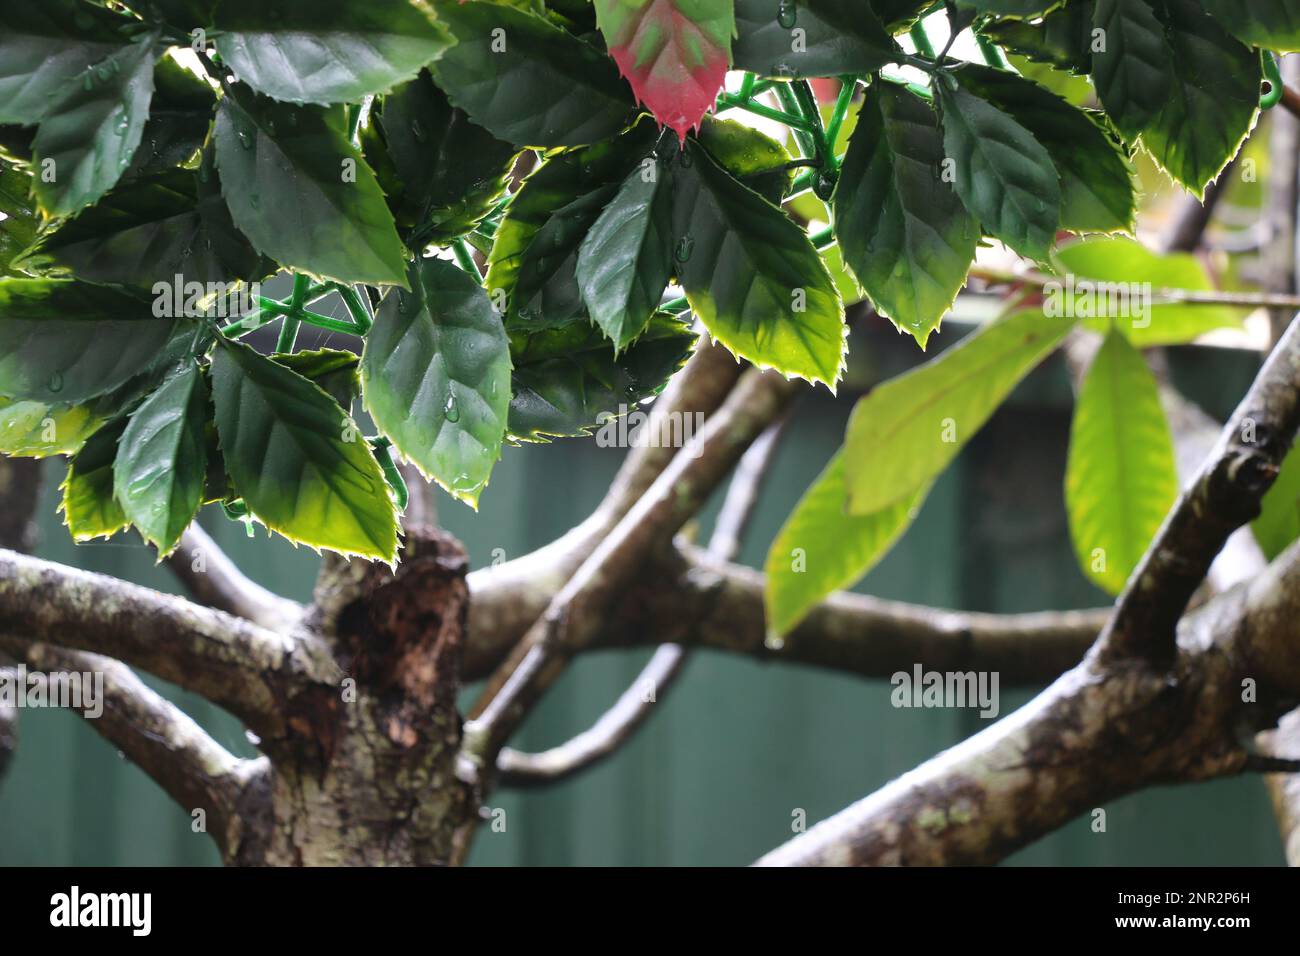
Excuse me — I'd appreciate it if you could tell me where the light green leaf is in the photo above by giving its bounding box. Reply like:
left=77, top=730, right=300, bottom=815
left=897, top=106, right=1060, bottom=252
left=361, top=256, right=511, bottom=507
left=1051, top=236, right=1243, bottom=345
left=833, top=81, right=979, bottom=347
left=936, top=79, right=1061, bottom=263
left=213, top=0, right=449, bottom=105
left=732, top=0, right=901, bottom=78
left=430, top=1, right=636, bottom=148
left=673, top=139, right=845, bottom=388
left=213, top=92, right=408, bottom=287
left=1065, top=329, right=1177, bottom=595
left=1253, top=443, right=1300, bottom=561
left=0, top=279, right=177, bottom=404
left=0, top=163, right=39, bottom=277
left=32, top=31, right=160, bottom=216
left=60, top=416, right=129, bottom=542
left=844, top=308, right=1075, bottom=514
left=1140, top=0, right=1260, bottom=198
left=765, top=450, right=928, bottom=638
left=1090, top=0, right=1173, bottom=143
left=1201, top=0, right=1300, bottom=53
left=210, top=338, right=398, bottom=561
left=508, top=312, right=695, bottom=441
left=113, top=361, right=208, bottom=555
left=0, top=395, right=105, bottom=458
left=576, top=160, right=675, bottom=351
left=956, top=64, right=1136, bottom=236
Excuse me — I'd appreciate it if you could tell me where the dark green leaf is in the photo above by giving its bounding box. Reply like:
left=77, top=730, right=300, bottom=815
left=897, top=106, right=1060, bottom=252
left=955, top=0, right=1060, bottom=14
left=1201, top=0, right=1300, bottom=53
left=1065, top=328, right=1177, bottom=595
left=113, top=360, right=208, bottom=554
left=213, top=0, right=449, bottom=105
left=576, top=159, right=675, bottom=351
left=957, top=64, right=1136, bottom=235
left=732, top=0, right=900, bottom=78
left=764, top=450, right=928, bottom=638
left=361, top=257, right=511, bottom=506
left=0, top=163, right=39, bottom=277
left=430, top=1, right=637, bottom=148
left=980, top=2, right=1094, bottom=72
left=120, top=56, right=215, bottom=184
left=844, top=308, right=1075, bottom=514
left=60, top=416, right=129, bottom=541
left=937, top=78, right=1061, bottom=262
left=1140, top=0, right=1260, bottom=199
left=210, top=338, right=398, bottom=561
left=213, top=92, right=408, bottom=286
left=195, top=144, right=276, bottom=282
left=363, top=70, right=516, bottom=244
left=0, top=0, right=134, bottom=126
left=1091, top=0, right=1172, bottom=143
left=32, top=31, right=160, bottom=216
left=508, top=312, right=695, bottom=441
left=0, top=279, right=178, bottom=403
left=272, top=348, right=360, bottom=413
left=833, top=81, right=979, bottom=347
left=672, top=139, right=845, bottom=388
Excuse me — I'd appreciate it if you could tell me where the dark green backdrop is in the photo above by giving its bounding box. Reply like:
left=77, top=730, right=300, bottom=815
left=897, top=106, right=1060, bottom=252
left=0, top=325, right=1282, bottom=866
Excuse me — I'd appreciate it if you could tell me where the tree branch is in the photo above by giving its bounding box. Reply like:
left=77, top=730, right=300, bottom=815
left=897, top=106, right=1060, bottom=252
left=756, top=540, right=1300, bottom=866
left=0, top=639, right=269, bottom=858
left=462, top=366, right=802, bottom=773
left=0, top=549, right=338, bottom=736
left=165, top=522, right=302, bottom=631
left=495, top=417, right=789, bottom=787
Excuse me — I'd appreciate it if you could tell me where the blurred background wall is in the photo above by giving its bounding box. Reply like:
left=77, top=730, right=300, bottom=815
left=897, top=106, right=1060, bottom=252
left=0, top=321, right=1283, bottom=866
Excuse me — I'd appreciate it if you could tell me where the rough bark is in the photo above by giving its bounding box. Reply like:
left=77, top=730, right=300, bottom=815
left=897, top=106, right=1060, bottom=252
left=0, top=456, right=40, bottom=782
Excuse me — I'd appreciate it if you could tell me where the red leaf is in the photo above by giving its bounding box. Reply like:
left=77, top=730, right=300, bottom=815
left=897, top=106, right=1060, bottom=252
left=595, top=0, right=735, bottom=140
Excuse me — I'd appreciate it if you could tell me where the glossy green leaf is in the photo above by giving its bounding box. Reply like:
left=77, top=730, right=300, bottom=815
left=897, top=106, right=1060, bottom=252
left=1201, top=0, right=1300, bottom=53
left=980, top=3, right=1094, bottom=73
left=576, top=159, right=675, bottom=351
left=1253, top=443, right=1300, bottom=561
left=17, top=170, right=234, bottom=286
left=1139, top=0, right=1260, bottom=199
left=695, top=116, right=794, bottom=205
left=430, top=1, right=636, bottom=148
left=595, top=0, right=733, bottom=138
left=213, top=0, right=449, bottom=105
left=508, top=312, right=695, bottom=441
left=672, top=139, right=845, bottom=388
left=361, top=256, right=511, bottom=506
left=956, top=64, right=1136, bottom=236
left=0, top=0, right=133, bottom=126
left=833, top=81, right=979, bottom=347
left=272, top=348, right=360, bottom=413
left=1051, top=237, right=1243, bottom=345
left=121, top=56, right=215, bottom=184
left=1090, top=0, right=1173, bottom=142
left=936, top=79, right=1061, bottom=263
left=844, top=308, right=1075, bottom=514
left=732, top=0, right=900, bottom=79
left=213, top=92, right=408, bottom=287
left=195, top=144, right=275, bottom=282
left=362, top=69, right=516, bottom=244
left=485, top=122, right=658, bottom=329
left=0, top=279, right=177, bottom=403
left=210, top=338, right=398, bottom=561
left=32, top=31, right=160, bottom=216
left=0, top=163, right=39, bottom=277
left=765, top=450, right=928, bottom=638
left=60, top=416, right=129, bottom=541
left=1065, top=328, right=1177, bottom=595
left=0, top=395, right=105, bottom=458
left=113, top=361, right=208, bottom=555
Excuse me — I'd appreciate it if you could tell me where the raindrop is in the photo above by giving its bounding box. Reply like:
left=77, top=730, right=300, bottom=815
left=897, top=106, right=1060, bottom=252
left=443, top=392, right=460, bottom=423
left=674, top=235, right=695, bottom=263
left=813, top=169, right=836, bottom=201
left=776, top=0, right=798, bottom=29
left=237, top=129, right=253, bottom=150
left=82, top=73, right=94, bottom=92
left=47, top=372, right=64, bottom=394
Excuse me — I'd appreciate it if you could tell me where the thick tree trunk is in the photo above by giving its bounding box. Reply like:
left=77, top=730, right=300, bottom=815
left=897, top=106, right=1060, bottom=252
left=220, top=527, right=477, bottom=866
